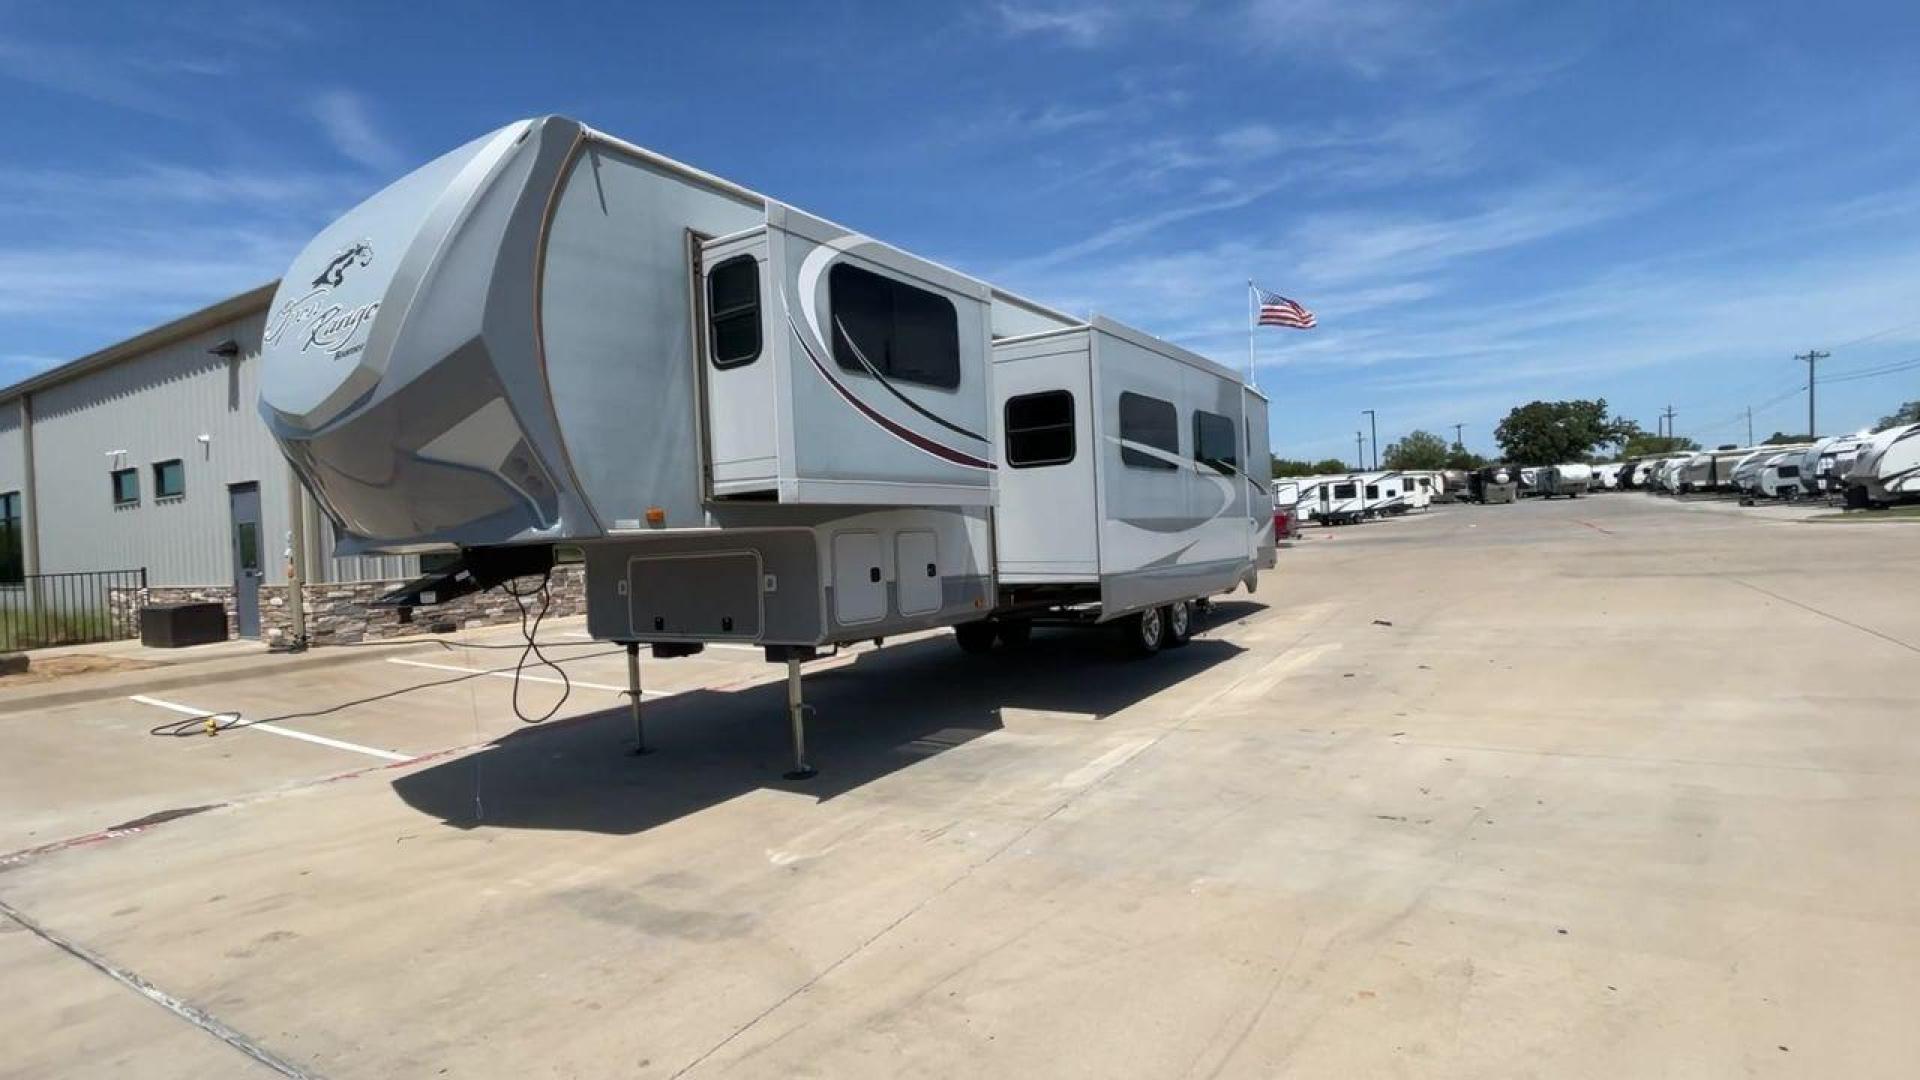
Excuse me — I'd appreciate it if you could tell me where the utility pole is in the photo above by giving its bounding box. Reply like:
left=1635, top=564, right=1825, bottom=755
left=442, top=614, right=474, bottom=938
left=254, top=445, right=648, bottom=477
left=1660, top=405, right=1677, bottom=443
left=1796, top=349, right=1828, bottom=439
left=1355, top=431, right=1365, bottom=469
left=1361, top=409, right=1378, bottom=470
left=1452, top=422, right=1465, bottom=448
left=1745, top=406, right=1753, bottom=447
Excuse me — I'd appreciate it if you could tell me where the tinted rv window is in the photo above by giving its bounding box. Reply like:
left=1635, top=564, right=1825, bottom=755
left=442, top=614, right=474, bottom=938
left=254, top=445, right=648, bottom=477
left=1005, top=390, right=1075, bottom=468
left=1333, top=482, right=1357, bottom=499
left=707, top=255, right=761, bottom=369
left=1365, top=484, right=1379, bottom=498
left=1192, top=410, right=1238, bottom=476
left=829, top=262, right=960, bottom=389
left=1118, top=392, right=1178, bottom=469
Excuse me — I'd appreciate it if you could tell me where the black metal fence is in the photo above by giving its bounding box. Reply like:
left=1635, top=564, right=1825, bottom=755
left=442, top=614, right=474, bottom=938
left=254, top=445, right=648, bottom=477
left=0, top=568, right=148, bottom=651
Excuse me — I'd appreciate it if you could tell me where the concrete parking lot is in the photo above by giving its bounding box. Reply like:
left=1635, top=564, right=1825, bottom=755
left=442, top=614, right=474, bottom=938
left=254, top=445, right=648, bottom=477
left=4, top=494, right=1919, bottom=1079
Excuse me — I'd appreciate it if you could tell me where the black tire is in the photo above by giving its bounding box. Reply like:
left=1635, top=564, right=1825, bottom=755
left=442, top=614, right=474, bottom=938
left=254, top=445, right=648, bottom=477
left=1121, top=607, right=1164, bottom=657
left=996, top=618, right=1032, bottom=649
left=955, top=621, right=997, bottom=654
left=1163, top=601, right=1193, bottom=648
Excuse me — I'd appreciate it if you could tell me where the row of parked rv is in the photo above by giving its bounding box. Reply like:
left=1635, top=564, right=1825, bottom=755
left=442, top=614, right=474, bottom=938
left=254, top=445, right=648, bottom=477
left=1272, top=470, right=1448, bottom=528
left=1617, top=423, right=1920, bottom=507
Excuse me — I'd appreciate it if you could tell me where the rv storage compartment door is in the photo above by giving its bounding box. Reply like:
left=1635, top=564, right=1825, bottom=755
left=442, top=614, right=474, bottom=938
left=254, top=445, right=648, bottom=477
left=701, top=229, right=778, bottom=498
left=627, top=551, right=762, bottom=640
left=831, top=532, right=886, bottom=625
left=895, top=531, right=940, bottom=615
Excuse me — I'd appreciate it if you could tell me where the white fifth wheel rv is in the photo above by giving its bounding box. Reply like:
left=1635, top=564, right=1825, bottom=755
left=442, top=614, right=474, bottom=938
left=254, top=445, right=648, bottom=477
left=1845, top=422, right=1920, bottom=508
left=1537, top=463, right=1592, bottom=497
left=256, top=116, right=1269, bottom=777
left=1752, top=454, right=1804, bottom=499
left=1798, top=434, right=1870, bottom=497
left=1356, top=471, right=1408, bottom=516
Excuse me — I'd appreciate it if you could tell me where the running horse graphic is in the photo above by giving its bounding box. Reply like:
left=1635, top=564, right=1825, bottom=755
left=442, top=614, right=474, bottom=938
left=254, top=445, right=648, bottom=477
left=311, top=241, right=373, bottom=288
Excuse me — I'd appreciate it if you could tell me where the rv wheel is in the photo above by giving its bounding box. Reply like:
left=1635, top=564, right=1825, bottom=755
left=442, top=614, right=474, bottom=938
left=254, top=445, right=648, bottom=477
left=1163, top=601, right=1193, bottom=648
left=1122, top=607, right=1165, bottom=657
left=996, top=619, right=1032, bottom=648
left=955, top=621, right=998, bottom=654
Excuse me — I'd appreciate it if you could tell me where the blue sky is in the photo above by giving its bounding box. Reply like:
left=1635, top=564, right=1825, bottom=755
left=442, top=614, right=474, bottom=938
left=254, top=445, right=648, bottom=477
left=3, top=0, right=1919, bottom=459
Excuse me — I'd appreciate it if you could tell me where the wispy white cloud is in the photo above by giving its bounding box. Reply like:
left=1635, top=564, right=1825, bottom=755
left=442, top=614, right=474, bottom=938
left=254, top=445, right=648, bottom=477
left=1239, top=0, right=1445, bottom=78
left=310, top=90, right=405, bottom=172
left=0, top=36, right=188, bottom=118
left=993, top=2, right=1128, bottom=47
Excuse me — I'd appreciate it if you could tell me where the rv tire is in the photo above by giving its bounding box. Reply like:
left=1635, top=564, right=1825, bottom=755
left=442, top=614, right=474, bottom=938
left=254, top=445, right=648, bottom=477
left=996, top=618, right=1032, bottom=649
left=1122, top=607, right=1165, bottom=657
left=954, top=621, right=998, bottom=655
left=1163, top=601, right=1193, bottom=647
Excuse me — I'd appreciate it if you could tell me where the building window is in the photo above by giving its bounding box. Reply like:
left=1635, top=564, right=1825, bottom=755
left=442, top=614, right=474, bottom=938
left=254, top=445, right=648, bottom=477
left=1192, top=410, right=1238, bottom=477
left=153, top=459, right=185, bottom=499
left=0, top=492, right=20, bottom=584
left=707, top=255, right=761, bottom=369
left=829, top=262, right=960, bottom=390
left=111, top=468, right=139, bottom=506
left=1004, top=390, right=1075, bottom=468
left=1118, top=391, right=1178, bottom=470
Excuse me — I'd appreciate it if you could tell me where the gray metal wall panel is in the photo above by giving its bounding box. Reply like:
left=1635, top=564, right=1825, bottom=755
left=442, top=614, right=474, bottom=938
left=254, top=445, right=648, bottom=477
left=26, top=311, right=298, bottom=587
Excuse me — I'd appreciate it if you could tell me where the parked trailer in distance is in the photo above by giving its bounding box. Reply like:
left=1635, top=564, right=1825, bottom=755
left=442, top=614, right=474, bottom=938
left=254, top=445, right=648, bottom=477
left=1753, top=455, right=1805, bottom=499
left=1537, top=463, right=1593, bottom=498
left=1472, top=465, right=1518, bottom=504
left=1303, top=474, right=1368, bottom=524
left=1845, top=422, right=1920, bottom=508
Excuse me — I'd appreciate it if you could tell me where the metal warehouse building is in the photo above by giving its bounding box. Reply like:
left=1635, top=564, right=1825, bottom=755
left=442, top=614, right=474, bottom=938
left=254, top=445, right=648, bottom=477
left=0, top=286, right=570, bottom=646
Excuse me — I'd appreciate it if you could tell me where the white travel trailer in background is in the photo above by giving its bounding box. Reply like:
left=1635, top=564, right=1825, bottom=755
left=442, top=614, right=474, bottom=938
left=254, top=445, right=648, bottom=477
left=257, top=115, right=1271, bottom=776
left=1357, top=471, right=1409, bottom=516
left=1800, top=434, right=1871, bottom=498
left=1301, top=474, right=1366, bottom=525
left=1845, top=422, right=1920, bottom=508
left=1752, top=454, right=1804, bottom=499
left=1516, top=467, right=1541, bottom=496
left=1537, top=463, right=1592, bottom=498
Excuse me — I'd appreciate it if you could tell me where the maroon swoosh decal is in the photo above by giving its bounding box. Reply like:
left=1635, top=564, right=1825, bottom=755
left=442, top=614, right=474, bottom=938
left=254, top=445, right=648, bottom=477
left=788, top=313, right=995, bottom=471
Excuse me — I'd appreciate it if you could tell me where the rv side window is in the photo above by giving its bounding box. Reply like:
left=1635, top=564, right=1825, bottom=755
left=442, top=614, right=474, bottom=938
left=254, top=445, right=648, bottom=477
left=707, top=255, right=761, bottom=369
left=1118, top=392, right=1178, bottom=470
left=1192, top=410, right=1238, bottom=476
left=1004, top=390, right=1075, bottom=468
left=829, top=262, right=960, bottom=390
left=1333, top=482, right=1356, bottom=499
left=1366, top=484, right=1379, bottom=498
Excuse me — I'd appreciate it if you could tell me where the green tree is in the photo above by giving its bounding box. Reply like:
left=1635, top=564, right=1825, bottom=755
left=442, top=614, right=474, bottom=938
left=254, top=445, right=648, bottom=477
left=1443, top=446, right=1487, bottom=470
left=1381, top=429, right=1451, bottom=470
left=1762, top=431, right=1806, bottom=445
left=1494, top=399, right=1637, bottom=465
left=1876, top=400, right=1920, bottom=430
left=1271, top=457, right=1352, bottom=477
left=1620, top=432, right=1701, bottom=458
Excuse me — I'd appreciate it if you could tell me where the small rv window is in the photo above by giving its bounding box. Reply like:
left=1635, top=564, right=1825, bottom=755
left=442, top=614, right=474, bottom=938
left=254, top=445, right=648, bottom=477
left=1192, top=410, right=1238, bottom=476
left=707, top=255, right=761, bottom=369
left=1333, top=482, right=1357, bottom=499
left=1118, top=392, right=1178, bottom=470
left=1005, top=390, right=1075, bottom=468
left=1777, top=464, right=1800, bottom=478
left=829, top=262, right=960, bottom=389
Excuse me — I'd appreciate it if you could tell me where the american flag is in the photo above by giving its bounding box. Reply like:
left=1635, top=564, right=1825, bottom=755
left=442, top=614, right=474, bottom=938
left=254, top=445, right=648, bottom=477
left=1255, top=286, right=1317, bottom=329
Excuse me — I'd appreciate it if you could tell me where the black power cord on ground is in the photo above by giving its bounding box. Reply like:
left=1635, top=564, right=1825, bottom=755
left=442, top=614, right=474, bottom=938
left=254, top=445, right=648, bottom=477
left=147, top=574, right=615, bottom=740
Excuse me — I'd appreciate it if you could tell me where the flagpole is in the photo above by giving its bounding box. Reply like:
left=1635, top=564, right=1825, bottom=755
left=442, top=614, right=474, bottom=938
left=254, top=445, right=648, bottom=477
left=1246, top=279, right=1257, bottom=388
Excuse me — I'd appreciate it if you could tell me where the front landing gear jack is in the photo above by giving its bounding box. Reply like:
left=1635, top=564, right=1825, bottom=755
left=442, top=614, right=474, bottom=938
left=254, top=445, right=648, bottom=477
left=783, top=655, right=817, bottom=780
left=624, top=642, right=651, bottom=756
left=765, top=645, right=819, bottom=780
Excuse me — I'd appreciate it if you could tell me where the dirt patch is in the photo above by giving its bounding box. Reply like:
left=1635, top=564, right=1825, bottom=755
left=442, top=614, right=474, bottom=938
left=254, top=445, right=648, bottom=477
left=0, top=654, right=165, bottom=686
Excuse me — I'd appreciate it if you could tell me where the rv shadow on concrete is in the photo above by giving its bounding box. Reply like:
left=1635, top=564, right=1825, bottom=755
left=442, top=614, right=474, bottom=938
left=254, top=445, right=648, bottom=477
left=390, top=605, right=1257, bottom=837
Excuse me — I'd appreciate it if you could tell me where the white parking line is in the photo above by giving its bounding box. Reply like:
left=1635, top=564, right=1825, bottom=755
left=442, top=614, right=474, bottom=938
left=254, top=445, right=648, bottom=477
left=129, top=695, right=411, bottom=763
left=383, top=656, right=673, bottom=697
